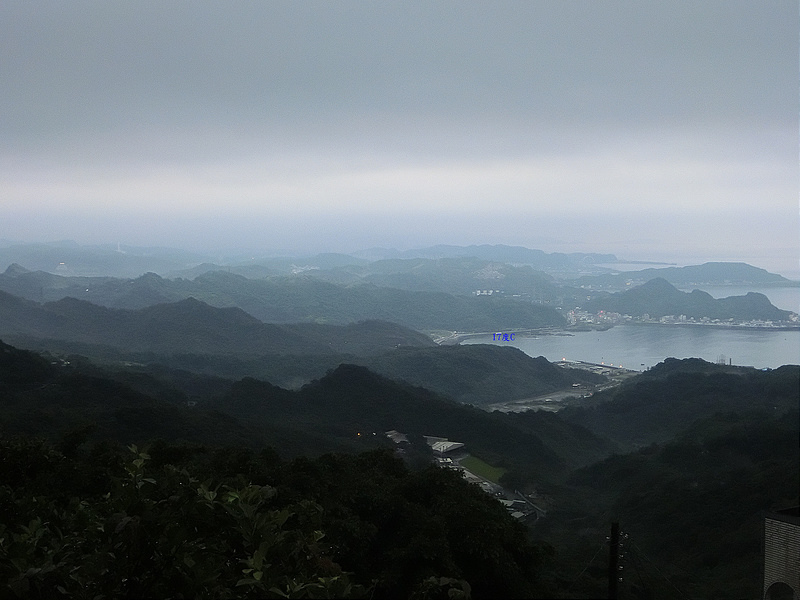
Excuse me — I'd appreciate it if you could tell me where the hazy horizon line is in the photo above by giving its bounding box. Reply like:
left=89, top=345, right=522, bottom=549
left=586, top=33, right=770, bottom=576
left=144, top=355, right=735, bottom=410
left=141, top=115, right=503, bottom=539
left=2, top=236, right=798, bottom=281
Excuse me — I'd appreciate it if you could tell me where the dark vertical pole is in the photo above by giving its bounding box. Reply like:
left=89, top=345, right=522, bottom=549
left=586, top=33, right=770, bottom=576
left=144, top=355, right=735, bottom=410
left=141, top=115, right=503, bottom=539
left=608, top=521, right=619, bottom=600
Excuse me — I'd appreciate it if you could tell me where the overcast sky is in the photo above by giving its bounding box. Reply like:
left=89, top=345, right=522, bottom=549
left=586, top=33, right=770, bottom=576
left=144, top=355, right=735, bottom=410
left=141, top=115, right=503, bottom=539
left=1, top=1, right=797, bottom=275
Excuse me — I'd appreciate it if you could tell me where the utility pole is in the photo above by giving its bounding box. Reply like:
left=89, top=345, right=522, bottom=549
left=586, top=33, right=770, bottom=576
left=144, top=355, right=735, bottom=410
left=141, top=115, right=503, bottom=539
left=608, top=521, right=620, bottom=600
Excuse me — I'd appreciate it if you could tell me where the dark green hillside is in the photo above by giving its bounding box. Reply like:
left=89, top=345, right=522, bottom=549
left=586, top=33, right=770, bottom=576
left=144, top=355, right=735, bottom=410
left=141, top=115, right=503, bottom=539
left=0, top=292, right=327, bottom=356
left=0, top=337, right=54, bottom=385
left=208, top=364, right=613, bottom=481
left=284, top=319, right=436, bottom=355
left=0, top=340, right=258, bottom=447
left=583, top=277, right=794, bottom=320
left=0, top=339, right=376, bottom=457
left=364, top=344, right=604, bottom=406
left=0, top=337, right=567, bottom=597
left=0, top=290, right=65, bottom=335
left=559, top=358, right=799, bottom=449
left=637, top=355, right=753, bottom=377
left=0, top=340, right=612, bottom=479
left=6, top=332, right=597, bottom=406
left=52, top=358, right=237, bottom=406
left=549, top=409, right=799, bottom=599
left=269, top=451, right=555, bottom=599
left=4, top=340, right=797, bottom=598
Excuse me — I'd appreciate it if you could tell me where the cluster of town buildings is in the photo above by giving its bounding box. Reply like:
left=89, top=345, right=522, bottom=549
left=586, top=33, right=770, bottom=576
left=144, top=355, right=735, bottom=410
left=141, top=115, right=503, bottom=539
left=565, top=309, right=800, bottom=329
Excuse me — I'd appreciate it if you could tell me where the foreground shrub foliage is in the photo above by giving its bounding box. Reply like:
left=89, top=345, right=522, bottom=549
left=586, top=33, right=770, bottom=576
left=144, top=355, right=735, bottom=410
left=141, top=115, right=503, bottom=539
left=0, top=438, right=547, bottom=599
left=1, top=443, right=363, bottom=598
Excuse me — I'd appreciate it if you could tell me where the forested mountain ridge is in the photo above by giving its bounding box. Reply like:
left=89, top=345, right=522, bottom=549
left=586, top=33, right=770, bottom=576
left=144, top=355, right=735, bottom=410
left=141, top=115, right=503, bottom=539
left=0, top=340, right=262, bottom=447
left=0, top=287, right=598, bottom=403
left=223, top=363, right=615, bottom=476
left=362, top=344, right=604, bottom=406
left=0, top=290, right=437, bottom=357
left=0, top=339, right=614, bottom=474
left=0, top=267, right=565, bottom=330
left=5, top=255, right=796, bottom=332
left=6, top=334, right=600, bottom=406
left=583, top=277, right=795, bottom=321
left=559, top=358, right=800, bottom=449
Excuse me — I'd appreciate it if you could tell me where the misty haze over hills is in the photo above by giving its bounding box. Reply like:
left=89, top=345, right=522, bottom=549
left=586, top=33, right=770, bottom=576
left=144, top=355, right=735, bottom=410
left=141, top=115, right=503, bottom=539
left=1, top=240, right=796, bottom=395
left=1, top=242, right=796, bottom=322
left=0, top=240, right=623, bottom=277
left=1, top=239, right=796, bottom=281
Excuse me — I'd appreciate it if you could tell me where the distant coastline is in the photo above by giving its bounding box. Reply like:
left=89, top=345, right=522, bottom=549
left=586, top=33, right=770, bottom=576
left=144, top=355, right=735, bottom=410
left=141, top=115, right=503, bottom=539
left=434, top=320, right=800, bottom=345
left=626, top=320, right=800, bottom=331
left=432, top=327, right=571, bottom=345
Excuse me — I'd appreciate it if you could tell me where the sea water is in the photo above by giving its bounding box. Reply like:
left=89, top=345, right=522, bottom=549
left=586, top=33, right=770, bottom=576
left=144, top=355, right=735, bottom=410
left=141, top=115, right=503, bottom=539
left=464, top=282, right=800, bottom=370
left=464, top=325, right=800, bottom=371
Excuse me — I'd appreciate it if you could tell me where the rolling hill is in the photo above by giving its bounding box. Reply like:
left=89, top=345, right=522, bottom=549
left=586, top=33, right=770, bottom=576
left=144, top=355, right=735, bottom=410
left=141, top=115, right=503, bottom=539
left=575, top=261, right=797, bottom=290
left=0, top=291, right=435, bottom=357
left=363, top=344, right=604, bottom=406
left=0, top=266, right=566, bottom=331
left=582, top=277, right=794, bottom=320
left=0, top=290, right=592, bottom=404
left=559, top=358, right=800, bottom=449
left=0, top=339, right=614, bottom=479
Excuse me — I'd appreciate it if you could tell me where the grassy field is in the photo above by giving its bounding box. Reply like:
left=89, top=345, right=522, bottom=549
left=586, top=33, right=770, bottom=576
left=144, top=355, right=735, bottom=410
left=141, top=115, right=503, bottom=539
left=459, top=455, right=507, bottom=484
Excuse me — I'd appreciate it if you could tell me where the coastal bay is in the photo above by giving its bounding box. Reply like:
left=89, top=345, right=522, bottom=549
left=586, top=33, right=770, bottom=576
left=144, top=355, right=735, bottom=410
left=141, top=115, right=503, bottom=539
left=464, top=324, right=800, bottom=371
